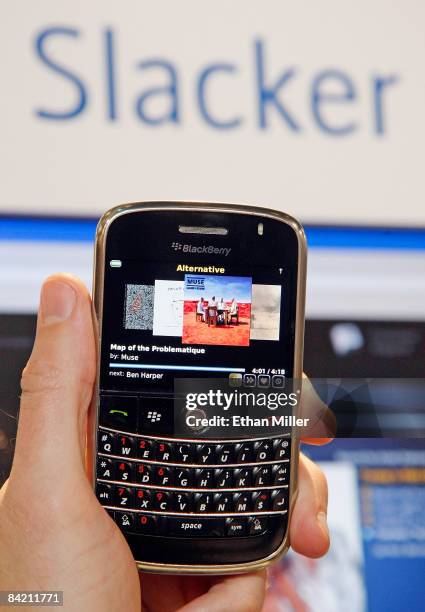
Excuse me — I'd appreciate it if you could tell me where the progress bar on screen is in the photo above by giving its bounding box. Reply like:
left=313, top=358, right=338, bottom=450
left=109, top=363, right=245, bottom=373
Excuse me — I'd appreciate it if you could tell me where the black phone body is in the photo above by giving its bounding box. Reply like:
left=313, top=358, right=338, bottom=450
left=90, top=202, right=307, bottom=574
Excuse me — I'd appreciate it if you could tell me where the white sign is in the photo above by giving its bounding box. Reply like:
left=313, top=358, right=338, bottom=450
left=1, top=1, right=424, bottom=224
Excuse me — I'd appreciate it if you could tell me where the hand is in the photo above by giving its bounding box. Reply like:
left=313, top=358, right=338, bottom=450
left=0, top=275, right=330, bottom=612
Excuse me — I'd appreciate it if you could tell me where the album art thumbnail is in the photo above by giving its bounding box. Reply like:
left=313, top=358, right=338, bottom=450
left=123, top=284, right=154, bottom=330
left=152, top=280, right=184, bottom=337
left=182, top=274, right=252, bottom=346
left=251, top=284, right=282, bottom=341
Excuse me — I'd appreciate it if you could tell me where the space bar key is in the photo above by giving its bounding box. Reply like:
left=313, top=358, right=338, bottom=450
left=165, top=517, right=225, bottom=537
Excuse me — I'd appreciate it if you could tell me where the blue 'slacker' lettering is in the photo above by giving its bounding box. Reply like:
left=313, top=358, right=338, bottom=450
left=255, top=40, right=300, bottom=131
left=311, top=70, right=357, bottom=135
left=135, top=60, right=179, bottom=125
left=33, top=28, right=400, bottom=136
left=104, top=28, right=117, bottom=121
left=198, top=64, right=242, bottom=129
left=372, top=74, right=399, bottom=135
left=34, top=27, right=87, bottom=120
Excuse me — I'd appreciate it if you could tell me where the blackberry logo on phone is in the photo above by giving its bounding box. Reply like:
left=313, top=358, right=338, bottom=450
left=172, top=241, right=231, bottom=256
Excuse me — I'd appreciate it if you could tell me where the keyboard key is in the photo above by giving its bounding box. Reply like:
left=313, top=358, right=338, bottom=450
left=253, top=466, right=271, bottom=487
left=174, top=444, right=194, bottom=464
left=96, top=482, right=113, bottom=505
left=226, top=517, right=247, bottom=536
left=235, top=442, right=254, bottom=463
left=196, top=444, right=216, bottom=465
left=153, top=490, right=171, bottom=512
left=157, top=441, right=173, bottom=462
left=165, top=517, right=224, bottom=537
left=134, top=488, right=152, bottom=511
left=136, top=463, right=153, bottom=485
left=99, top=395, right=138, bottom=431
left=214, top=493, right=233, bottom=513
left=137, top=438, right=155, bottom=461
left=253, top=490, right=271, bottom=512
left=254, top=440, right=273, bottom=462
left=214, top=469, right=234, bottom=489
left=195, top=469, right=214, bottom=488
left=215, top=444, right=235, bottom=464
left=273, top=464, right=289, bottom=486
left=234, top=493, right=251, bottom=513
left=154, top=466, right=172, bottom=487
left=115, top=511, right=135, bottom=531
left=173, top=492, right=193, bottom=513
left=174, top=468, right=192, bottom=488
left=97, top=457, right=115, bottom=480
left=274, top=438, right=290, bottom=460
left=98, top=431, right=115, bottom=454
left=139, top=397, right=174, bottom=435
left=272, top=489, right=286, bottom=511
left=234, top=468, right=252, bottom=488
left=194, top=493, right=214, bottom=513
left=116, top=461, right=133, bottom=483
left=136, top=513, right=158, bottom=534
left=116, top=435, right=135, bottom=458
left=115, top=486, right=134, bottom=508
left=249, top=516, right=268, bottom=536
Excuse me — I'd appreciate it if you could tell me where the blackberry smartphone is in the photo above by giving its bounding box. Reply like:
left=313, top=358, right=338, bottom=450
left=89, top=202, right=307, bottom=574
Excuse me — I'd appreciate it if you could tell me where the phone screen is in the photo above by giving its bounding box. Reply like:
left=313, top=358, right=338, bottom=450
left=98, top=209, right=300, bottom=399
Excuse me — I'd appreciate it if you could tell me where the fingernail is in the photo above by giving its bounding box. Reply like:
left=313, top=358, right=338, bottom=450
left=40, top=281, right=77, bottom=325
left=317, top=511, right=329, bottom=536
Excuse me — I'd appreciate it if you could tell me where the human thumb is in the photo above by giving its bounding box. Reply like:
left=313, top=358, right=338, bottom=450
left=8, top=275, right=96, bottom=496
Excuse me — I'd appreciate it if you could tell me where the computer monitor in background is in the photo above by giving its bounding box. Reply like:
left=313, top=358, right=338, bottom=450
left=0, top=217, right=424, bottom=611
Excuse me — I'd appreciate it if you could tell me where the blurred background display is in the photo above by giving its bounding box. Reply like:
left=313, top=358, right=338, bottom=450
left=0, top=219, right=424, bottom=611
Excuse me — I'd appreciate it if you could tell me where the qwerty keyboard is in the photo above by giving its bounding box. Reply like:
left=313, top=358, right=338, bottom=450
left=95, top=395, right=291, bottom=539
